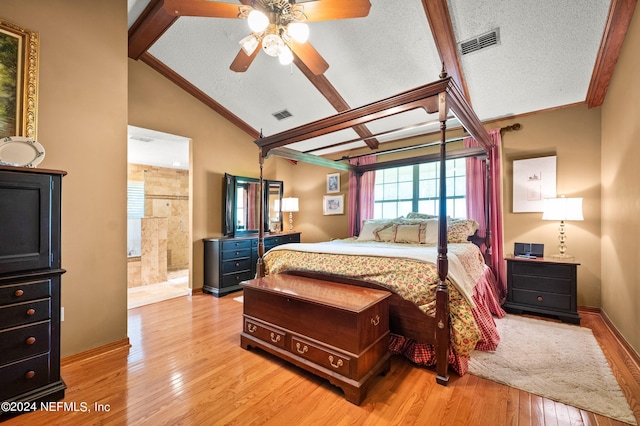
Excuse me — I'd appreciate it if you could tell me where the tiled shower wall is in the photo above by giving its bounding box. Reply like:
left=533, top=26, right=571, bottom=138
left=128, top=163, right=189, bottom=287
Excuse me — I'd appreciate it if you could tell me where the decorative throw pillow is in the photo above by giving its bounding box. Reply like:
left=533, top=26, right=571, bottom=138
left=421, top=219, right=439, bottom=245
left=406, top=212, right=438, bottom=219
left=357, top=219, right=392, bottom=241
left=373, top=223, right=396, bottom=242
left=447, top=219, right=479, bottom=243
left=393, top=224, right=423, bottom=243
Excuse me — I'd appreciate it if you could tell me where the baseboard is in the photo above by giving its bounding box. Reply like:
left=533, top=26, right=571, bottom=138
left=580, top=306, right=640, bottom=372
left=61, top=338, right=131, bottom=366
left=191, top=287, right=203, bottom=294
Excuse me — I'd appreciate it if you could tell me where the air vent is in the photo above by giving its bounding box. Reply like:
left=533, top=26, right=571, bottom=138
left=272, top=109, right=292, bottom=121
left=458, top=28, right=500, bottom=55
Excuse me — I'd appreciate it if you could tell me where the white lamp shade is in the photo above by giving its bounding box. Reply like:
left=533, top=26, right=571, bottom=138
left=278, top=45, right=293, bottom=65
left=281, top=197, right=299, bottom=212
left=287, top=22, right=309, bottom=43
left=542, top=197, right=584, bottom=221
left=247, top=10, right=269, bottom=32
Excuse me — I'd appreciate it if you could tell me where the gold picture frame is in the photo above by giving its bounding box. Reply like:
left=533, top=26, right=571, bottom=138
left=0, top=18, right=39, bottom=139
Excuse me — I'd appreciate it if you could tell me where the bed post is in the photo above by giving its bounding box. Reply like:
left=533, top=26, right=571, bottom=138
left=256, top=148, right=266, bottom=278
left=435, top=89, right=450, bottom=386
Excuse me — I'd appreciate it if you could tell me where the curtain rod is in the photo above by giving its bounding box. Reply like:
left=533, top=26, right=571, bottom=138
left=338, top=122, right=521, bottom=162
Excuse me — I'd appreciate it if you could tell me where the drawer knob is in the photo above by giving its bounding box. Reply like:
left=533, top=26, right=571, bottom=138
left=270, top=333, right=281, bottom=343
left=235, top=262, right=240, bottom=267
left=371, top=315, right=380, bottom=326
left=295, top=343, right=308, bottom=354
left=15, top=289, right=24, bottom=297
left=26, top=308, right=36, bottom=316
left=25, top=370, right=36, bottom=379
left=328, top=355, right=344, bottom=369
left=537, top=296, right=543, bottom=302
left=25, top=337, right=36, bottom=345
left=247, top=323, right=257, bottom=333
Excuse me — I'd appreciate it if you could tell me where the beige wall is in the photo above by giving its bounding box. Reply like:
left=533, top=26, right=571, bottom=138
left=1, top=0, right=129, bottom=356
left=128, top=59, right=273, bottom=291
left=601, top=5, right=640, bottom=353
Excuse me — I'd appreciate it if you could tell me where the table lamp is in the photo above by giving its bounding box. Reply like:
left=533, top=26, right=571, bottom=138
left=281, top=197, right=299, bottom=231
left=542, top=197, right=583, bottom=260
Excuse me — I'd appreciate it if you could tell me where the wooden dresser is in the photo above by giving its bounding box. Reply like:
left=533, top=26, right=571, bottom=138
left=240, top=274, right=392, bottom=405
left=504, top=255, right=580, bottom=324
left=202, top=232, right=300, bottom=297
left=0, top=167, right=66, bottom=416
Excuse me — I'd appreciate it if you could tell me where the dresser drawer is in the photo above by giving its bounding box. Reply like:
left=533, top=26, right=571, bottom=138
left=0, top=353, right=51, bottom=400
left=511, top=274, right=571, bottom=294
left=291, top=335, right=351, bottom=377
left=243, top=317, right=286, bottom=350
left=0, top=279, right=52, bottom=305
left=221, top=270, right=253, bottom=288
left=511, top=262, right=572, bottom=279
left=511, top=288, right=571, bottom=311
left=222, top=258, right=252, bottom=274
left=221, top=239, right=251, bottom=250
left=0, top=321, right=51, bottom=365
left=221, top=248, right=251, bottom=261
left=0, top=298, right=51, bottom=328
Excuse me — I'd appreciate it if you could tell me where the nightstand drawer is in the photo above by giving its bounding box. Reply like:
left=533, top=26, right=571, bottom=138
left=511, top=274, right=571, bottom=294
left=512, top=262, right=571, bottom=279
left=511, top=289, right=571, bottom=311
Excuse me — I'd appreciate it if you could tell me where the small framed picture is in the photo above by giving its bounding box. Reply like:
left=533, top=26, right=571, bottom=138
left=326, top=173, right=340, bottom=193
left=323, top=194, right=344, bottom=215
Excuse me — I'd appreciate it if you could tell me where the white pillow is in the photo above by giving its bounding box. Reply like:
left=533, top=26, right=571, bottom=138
left=422, top=219, right=439, bottom=245
left=357, top=219, right=391, bottom=241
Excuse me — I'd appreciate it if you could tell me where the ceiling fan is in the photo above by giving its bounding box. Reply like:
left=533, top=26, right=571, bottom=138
left=164, top=0, right=372, bottom=75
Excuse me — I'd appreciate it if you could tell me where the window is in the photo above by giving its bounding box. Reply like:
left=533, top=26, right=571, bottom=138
left=373, top=158, right=467, bottom=219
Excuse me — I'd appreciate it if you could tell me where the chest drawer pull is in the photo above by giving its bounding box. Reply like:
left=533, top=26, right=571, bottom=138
left=25, top=337, right=36, bottom=345
left=247, top=323, right=257, bottom=333
left=26, top=308, right=36, bottom=316
left=296, top=343, right=308, bottom=354
left=371, top=315, right=380, bottom=326
left=328, top=355, right=344, bottom=369
left=537, top=296, right=543, bottom=302
left=25, top=370, right=36, bottom=379
left=270, top=332, right=281, bottom=343
left=15, top=289, right=24, bottom=297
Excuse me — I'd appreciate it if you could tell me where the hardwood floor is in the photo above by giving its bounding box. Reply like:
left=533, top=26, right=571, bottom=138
left=2, top=293, right=639, bottom=425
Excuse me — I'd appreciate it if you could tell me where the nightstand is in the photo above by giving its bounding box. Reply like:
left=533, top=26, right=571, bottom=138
left=504, top=255, right=580, bottom=324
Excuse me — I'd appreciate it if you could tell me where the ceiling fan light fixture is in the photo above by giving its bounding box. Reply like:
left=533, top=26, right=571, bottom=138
left=262, top=33, right=284, bottom=57
left=287, top=22, right=309, bottom=43
left=278, top=45, right=293, bottom=65
left=247, top=10, right=269, bottom=32
left=239, top=34, right=259, bottom=55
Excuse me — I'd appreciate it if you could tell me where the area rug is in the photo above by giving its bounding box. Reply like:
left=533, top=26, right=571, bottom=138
left=468, top=315, right=636, bottom=424
left=233, top=296, right=244, bottom=303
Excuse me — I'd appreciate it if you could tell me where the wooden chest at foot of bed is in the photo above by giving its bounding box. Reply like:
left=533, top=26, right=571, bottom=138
left=240, top=274, right=392, bottom=405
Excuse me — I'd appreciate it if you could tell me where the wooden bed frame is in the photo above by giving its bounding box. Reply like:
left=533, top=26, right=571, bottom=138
left=253, top=72, right=492, bottom=385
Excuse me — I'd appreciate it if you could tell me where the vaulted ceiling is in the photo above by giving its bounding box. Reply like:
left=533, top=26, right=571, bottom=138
left=127, top=0, right=636, bottom=156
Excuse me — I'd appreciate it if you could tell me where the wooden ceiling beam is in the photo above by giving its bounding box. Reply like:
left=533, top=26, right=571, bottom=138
left=292, top=57, right=379, bottom=149
left=128, top=0, right=177, bottom=60
left=421, top=0, right=470, bottom=103
left=586, top=0, right=637, bottom=108
left=139, top=53, right=260, bottom=139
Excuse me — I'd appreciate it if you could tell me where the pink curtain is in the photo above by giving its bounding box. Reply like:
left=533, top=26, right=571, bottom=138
left=348, top=155, right=376, bottom=237
left=464, top=129, right=506, bottom=301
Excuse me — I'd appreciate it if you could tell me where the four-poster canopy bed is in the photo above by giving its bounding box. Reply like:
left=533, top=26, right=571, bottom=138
left=250, top=73, right=501, bottom=385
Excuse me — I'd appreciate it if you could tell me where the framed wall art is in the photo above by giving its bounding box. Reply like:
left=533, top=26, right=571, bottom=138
left=323, top=194, right=344, bottom=215
left=326, top=172, right=340, bottom=193
left=513, top=155, right=557, bottom=212
left=0, top=18, right=39, bottom=139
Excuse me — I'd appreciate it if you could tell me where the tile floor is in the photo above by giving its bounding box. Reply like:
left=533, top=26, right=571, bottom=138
left=128, top=270, right=190, bottom=309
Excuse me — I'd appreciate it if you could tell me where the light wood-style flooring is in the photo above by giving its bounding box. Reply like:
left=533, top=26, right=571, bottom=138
left=3, top=292, right=639, bottom=425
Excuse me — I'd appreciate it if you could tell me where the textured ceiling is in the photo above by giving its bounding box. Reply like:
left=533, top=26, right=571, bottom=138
left=127, top=0, right=619, bottom=159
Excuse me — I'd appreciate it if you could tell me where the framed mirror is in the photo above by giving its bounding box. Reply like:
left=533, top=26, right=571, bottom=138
left=223, top=173, right=283, bottom=236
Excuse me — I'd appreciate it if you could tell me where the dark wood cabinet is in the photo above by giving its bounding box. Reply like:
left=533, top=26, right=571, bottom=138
left=504, top=255, right=580, bottom=324
left=202, top=232, right=300, bottom=297
left=0, top=167, right=66, bottom=416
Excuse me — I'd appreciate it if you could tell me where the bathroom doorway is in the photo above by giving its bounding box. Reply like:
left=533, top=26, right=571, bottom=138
left=127, top=126, right=192, bottom=309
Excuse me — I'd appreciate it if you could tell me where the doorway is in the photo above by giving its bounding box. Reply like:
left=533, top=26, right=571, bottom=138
left=126, top=126, right=192, bottom=309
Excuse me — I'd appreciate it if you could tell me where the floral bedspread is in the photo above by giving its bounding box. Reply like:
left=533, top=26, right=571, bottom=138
left=263, top=241, right=486, bottom=358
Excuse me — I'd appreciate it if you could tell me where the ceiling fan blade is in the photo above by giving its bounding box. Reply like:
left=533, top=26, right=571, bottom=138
left=230, top=46, right=261, bottom=73
left=164, top=0, right=244, bottom=18
left=288, top=41, right=329, bottom=76
left=299, top=0, right=371, bottom=22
